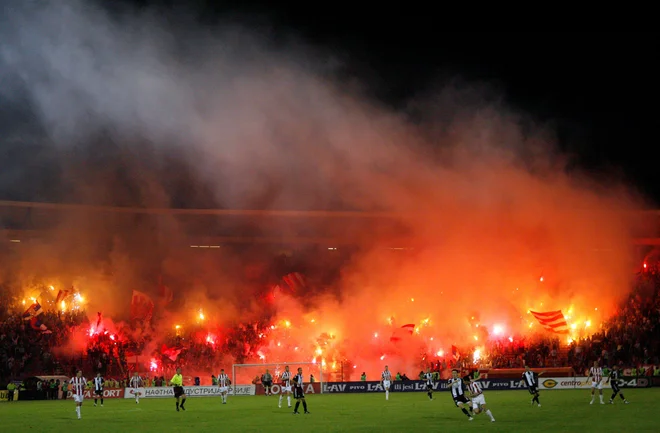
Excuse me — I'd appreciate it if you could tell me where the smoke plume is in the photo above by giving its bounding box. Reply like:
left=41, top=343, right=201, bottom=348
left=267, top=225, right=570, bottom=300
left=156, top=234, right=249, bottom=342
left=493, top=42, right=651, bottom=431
left=0, top=0, right=647, bottom=378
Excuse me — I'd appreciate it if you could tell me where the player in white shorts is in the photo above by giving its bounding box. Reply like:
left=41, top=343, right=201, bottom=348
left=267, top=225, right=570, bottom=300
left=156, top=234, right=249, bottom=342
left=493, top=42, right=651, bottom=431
left=587, top=361, right=605, bottom=404
left=217, top=368, right=231, bottom=404
left=70, top=370, right=87, bottom=420
left=382, top=365, right=392, bottom=400
left=279, top=366, right=293, bottom=408
left=464, top=375, right=495, bottom=422
left=129, top=372, right=143, bottom=404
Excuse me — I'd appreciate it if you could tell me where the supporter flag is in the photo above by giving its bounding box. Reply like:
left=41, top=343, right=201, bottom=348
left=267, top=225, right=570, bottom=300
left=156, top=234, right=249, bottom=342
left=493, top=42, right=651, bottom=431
left=158, top=275, right=173, bottom=305
left=55, top=289, right=71, bottom=304
left=23, top=302, right=51, bottom=333
left=390, top=324, right=416, bottom=342
left=451, top=345, right=460, bottom=360
left=131, top=290, right=155, bottom=322
left=530, top=310, right=570, bottom=334
left=23, top=302, right=44, bottom=319
left=96, top=312, right=103, bottom=329
left=282, top=272, right=306, bottom=293
left=162, top=345, right=182, bottom=361
left=29, top=316, right=52, bottom=334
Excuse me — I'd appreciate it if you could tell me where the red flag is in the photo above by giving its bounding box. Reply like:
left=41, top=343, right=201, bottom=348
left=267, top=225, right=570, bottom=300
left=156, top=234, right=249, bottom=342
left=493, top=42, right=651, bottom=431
left=158, top=276, right=173, bottom=305
left=56, top=289, right=71, bottom=304
left=161, top=344, right=182, bottom=361
left=131, top=290, right=154, bottom=322
left=530, top=310, right=569, bottom=334
left=282, top=272, right=306, bottom=292
left=390, top=324, right=416, bottom=342
left=451, top=345, right=460, bottom=360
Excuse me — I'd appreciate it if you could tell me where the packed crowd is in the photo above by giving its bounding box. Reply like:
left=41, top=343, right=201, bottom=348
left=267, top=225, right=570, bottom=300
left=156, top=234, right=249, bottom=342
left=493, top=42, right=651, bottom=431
left=2, top=265, right=660, bottom=388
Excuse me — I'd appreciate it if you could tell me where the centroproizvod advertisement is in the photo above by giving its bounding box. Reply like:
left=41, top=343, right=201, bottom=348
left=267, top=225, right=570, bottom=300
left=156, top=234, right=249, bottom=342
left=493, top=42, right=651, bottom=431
left=540, top=376, right=650, bottom=390
left=124, top=385, right=256, bottom=399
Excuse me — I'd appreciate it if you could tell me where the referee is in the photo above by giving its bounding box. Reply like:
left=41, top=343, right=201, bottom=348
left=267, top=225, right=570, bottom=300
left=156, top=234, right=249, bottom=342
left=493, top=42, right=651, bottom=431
left=169, top=368, right=187, bottom=411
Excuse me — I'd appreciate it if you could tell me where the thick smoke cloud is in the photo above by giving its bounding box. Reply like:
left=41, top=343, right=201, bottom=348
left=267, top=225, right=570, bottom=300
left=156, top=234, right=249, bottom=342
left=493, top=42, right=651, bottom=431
left=0, top=1, right=647, bottom=377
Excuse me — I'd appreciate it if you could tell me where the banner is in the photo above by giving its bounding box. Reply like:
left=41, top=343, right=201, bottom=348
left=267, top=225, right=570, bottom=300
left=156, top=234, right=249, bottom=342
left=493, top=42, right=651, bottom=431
left=320, top=379, right=527, bottom=393
left=0, top=389, right=19, bottom=401
left=256, top=383, right=321, bottom=395
left=124, top=385, right=255, bottom=399
left=539, top=377, right=649, bottom=390
left=66, top=388, right=124, bottom=399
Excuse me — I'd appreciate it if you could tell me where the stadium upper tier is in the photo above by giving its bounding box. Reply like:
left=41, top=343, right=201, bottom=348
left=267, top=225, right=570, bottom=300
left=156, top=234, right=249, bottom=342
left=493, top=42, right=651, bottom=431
left=1, top=200, right=659, bottom=246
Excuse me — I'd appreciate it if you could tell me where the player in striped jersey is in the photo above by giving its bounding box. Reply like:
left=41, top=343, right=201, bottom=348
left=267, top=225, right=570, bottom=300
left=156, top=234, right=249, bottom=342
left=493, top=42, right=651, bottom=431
left=606, top=365, right=629, bottom=404
left=423, top=368, right=434, bottom=400
left=381, top=365, right=392, bottom=400
left=464, top=375, right=495, bottom=422
left=129, top=372, right=143, bottom=404
left=292, top=367, right=310, bottom=414
left=93, top=373, right=105, bottom=407
left=70, top=370, right=87, bottom=420
left=279, top=366, right=293, bottom=408
left=217, top=368, right=231, bottom=404
left=448, top=369, right=474, bottom=421
left=588, top=361, right=605, bottom=404
left=520, top=365, right=543, bottom=407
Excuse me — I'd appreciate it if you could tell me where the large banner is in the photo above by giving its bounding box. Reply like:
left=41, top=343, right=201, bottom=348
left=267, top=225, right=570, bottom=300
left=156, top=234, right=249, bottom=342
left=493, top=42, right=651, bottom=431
left=539, top=377, right=649, bottom=390
left=66, top=388, right=124, bottom=399
left=256, top=383, right=321, bottom=395
left=124, top=385, right=256, bottom=399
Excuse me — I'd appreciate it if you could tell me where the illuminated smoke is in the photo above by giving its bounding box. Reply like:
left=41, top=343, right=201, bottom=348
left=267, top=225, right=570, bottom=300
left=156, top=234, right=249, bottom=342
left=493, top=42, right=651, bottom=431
left=0, top=0, right=648, bottom=378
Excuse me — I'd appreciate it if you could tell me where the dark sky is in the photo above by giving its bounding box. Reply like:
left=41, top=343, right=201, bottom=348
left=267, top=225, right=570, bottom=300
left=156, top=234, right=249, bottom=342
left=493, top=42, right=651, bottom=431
left=3, top=0, right=659, bottom=205
left=117, top=3, right=660, bottom=203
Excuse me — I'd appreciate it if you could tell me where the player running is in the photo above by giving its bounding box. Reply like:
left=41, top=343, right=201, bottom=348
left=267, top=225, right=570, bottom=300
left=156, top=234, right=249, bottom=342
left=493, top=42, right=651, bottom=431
left=448, top=369, right=474, bottom=421
left=217, top=368, right=231, bottom=404
left=520, top=365, right=543, bottom=407
left=262, top=369, right=273, bottom=396
left=382, top=365, right=392, bottom=401
left=588, top=361, right=605, bottom=404
left=279, top=366, right=293, bottom=408
left=292, top=367, right=310, bottom=415
left=170, top=368, right=187, bottom=411
left=606, top=365, right=630, bottom=404
left=93, top=372, right=105, bottom=407
left=464, top=375, right=495, bottom=422
left=70, top=370, right=87, bottom=420
left=129, top=372, right=143, bottom=404
left=424, top=368, right=434, bottom=400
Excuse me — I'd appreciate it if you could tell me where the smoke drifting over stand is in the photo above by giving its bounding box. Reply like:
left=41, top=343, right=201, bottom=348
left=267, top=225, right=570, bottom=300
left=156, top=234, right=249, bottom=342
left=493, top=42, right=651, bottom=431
left=0, top=1, right=647, bottom=376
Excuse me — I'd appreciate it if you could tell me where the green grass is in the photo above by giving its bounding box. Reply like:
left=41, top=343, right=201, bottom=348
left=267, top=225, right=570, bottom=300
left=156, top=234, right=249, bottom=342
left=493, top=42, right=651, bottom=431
left=0, top=389, right=656, bottom=432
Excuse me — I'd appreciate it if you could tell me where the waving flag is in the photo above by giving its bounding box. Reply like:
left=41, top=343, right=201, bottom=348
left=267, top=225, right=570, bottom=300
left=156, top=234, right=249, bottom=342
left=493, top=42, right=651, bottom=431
left=162, top=345, right=182, bottom=361
left=23, top=302, right=44, bottom=319
left=55, top=289, right=72, bottom=304
left=282, top=272, right=306, bottom=293
left=530, top=310, right=569, bottom=334
left=451, top=345, right=460, bottom=360
left=23, top=302, right=51, bottom=333
left=158, top=276, right=173, bottom=305
left=131, top=290, right=154, bottom=322
left=390, top=324, right=416, bottom=342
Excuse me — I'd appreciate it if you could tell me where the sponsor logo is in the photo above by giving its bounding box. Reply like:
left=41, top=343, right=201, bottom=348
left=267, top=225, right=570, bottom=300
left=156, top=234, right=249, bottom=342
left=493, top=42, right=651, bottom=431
left=67, top=388, right=124, bottom=399
left=124, top=385, right=255, bottom=399
left=543, top=379, right=557, bottom=389
left=257, top=383, right=319, bottom=395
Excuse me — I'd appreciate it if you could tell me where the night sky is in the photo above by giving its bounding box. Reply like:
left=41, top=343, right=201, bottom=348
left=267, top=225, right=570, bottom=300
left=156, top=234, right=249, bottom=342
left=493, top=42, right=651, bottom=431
left=2, top=1, right=659, bottom=205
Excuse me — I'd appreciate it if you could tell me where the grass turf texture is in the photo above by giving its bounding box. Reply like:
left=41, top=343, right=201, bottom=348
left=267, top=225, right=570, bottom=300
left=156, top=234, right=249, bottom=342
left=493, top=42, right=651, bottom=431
left=1, top=389, right=656, bottom=432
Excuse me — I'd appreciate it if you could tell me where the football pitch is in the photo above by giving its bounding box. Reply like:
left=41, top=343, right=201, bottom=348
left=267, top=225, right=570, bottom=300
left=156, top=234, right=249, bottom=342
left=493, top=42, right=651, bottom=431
left=1, top=389, right=657, bottom=432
